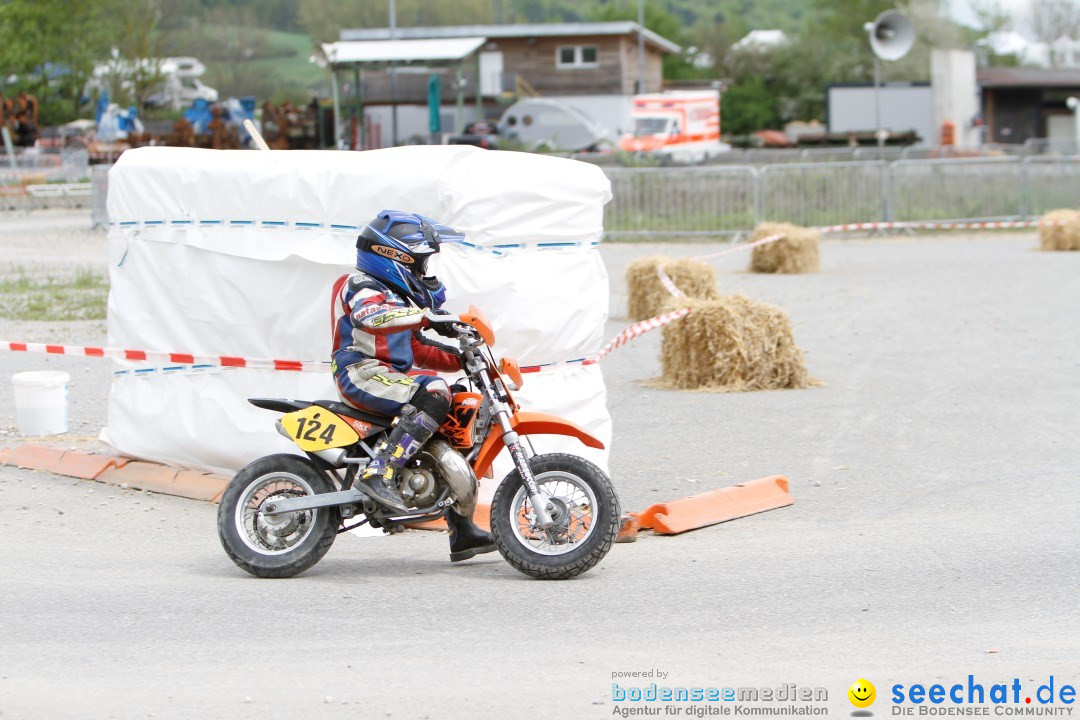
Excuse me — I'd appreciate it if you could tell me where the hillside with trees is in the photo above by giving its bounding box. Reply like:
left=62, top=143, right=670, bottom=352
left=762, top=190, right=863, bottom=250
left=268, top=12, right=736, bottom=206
left=1, top=0, right=985, bottom=133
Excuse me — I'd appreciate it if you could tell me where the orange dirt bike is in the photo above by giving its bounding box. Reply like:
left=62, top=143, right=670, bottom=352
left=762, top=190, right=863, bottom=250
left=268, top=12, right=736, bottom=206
left=217, top=306, right=620, bottom=580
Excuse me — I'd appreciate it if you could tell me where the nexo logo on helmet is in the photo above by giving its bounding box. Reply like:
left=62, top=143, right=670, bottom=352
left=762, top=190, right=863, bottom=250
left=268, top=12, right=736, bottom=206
left=371, top=244, right=415, bottom=265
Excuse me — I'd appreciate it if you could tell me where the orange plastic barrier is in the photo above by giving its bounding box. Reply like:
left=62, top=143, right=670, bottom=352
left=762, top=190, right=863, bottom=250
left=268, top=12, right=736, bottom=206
left=632, top=475, right=792, bottom=535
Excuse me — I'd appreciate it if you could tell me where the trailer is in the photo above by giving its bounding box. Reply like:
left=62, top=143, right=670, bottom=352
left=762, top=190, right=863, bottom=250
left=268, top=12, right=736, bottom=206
left=618, top=89, right=729, bottom=163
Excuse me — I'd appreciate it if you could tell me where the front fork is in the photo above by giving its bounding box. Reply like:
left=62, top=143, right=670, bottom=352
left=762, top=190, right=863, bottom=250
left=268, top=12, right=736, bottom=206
left=468, top=354, right=554, bottom=530
left=494, top=407, right=555, bottom=530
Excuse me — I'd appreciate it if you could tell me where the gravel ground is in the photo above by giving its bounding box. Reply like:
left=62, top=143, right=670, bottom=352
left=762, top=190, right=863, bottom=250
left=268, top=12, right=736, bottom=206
left=0, top=209, right=106, bottom=278
left=1, top=211, right=1078, bottom=720
left=0, top=210, right=109, bottom=443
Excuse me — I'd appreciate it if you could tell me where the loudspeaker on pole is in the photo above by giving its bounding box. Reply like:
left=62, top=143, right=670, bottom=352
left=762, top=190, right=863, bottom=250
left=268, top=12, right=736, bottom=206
left=865, top=9, right=915, bottom=62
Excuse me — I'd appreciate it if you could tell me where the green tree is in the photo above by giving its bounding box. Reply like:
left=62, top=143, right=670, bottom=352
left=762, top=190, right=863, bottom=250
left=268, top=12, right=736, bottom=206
left=298, top=0, right=512, bottom=43
left=721, top=75, right=780, bottom=135
left=0, top=0, right=123, bottom=123
left=512, top=0, right=586, bottom=23
left=586, top=1, right=699, bottom=79
left=106, top=0, right=165, bottom=110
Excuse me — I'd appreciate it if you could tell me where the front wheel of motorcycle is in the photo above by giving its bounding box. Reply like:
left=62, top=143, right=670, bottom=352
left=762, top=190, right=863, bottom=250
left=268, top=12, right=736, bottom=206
left=217, top=454, right=340, bottom=578
left=490, top=453, right=620, bottom=580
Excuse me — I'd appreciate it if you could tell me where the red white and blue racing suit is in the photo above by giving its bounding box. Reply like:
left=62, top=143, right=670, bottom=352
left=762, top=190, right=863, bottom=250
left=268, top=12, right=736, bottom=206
left=330, top=272, right=457, bottom=417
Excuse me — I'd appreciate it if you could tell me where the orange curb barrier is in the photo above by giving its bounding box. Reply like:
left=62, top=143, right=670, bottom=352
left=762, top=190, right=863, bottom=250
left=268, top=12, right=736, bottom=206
left=2, top=445, right=125, bottom=480
left=632, top=475, right=792, bottom=535
left=174, top=470, right=230, bottom=503
left=0, top=443, right=231, bottom=502
left=98, top=462, right=181, bottom=495
left=55, top=451, right=126, bottom=480
left=95, top=463, right=231, bottom=502
left=5, top=444, right=67, bottom=473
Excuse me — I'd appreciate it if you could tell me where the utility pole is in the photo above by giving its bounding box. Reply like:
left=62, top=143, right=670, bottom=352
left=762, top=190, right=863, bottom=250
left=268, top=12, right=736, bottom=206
left=390, top=0, right=399, bottom=146
left=636, top=0, right=646, bottom=93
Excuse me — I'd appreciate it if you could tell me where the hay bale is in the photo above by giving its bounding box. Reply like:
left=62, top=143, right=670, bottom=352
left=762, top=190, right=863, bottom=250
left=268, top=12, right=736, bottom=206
left=1038, top=209, right=1080, bottom=251
left=749, top=222, right=821, bottom=274
left=626, top=255, right=719, bottom=321
left=655, top=295, right=817, bottom=392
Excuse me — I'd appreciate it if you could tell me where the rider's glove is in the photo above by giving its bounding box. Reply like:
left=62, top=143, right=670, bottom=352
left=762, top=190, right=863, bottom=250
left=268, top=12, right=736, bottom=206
left=423, top=309, right=460, bottom=338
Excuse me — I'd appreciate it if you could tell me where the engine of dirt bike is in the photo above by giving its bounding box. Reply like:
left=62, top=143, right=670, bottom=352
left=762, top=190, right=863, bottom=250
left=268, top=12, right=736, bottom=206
left=394, top=438, right=478, bottom=516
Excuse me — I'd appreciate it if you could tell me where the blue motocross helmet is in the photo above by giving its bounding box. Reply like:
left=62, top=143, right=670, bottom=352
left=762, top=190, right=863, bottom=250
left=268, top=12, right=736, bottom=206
left=355, top=210, right=464, bottom=309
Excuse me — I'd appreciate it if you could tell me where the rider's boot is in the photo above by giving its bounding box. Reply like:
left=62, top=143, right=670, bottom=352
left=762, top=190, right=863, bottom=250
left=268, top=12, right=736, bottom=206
left=446, top=509, right=496, bottom=562
left=356, top=404, right=441, bottom=513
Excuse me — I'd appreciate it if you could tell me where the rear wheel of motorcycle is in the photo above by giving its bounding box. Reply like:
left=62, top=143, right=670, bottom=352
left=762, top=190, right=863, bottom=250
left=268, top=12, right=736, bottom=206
left=490, top=453, right=620, bottom=580
left=217, top=454, right=340, bottom=579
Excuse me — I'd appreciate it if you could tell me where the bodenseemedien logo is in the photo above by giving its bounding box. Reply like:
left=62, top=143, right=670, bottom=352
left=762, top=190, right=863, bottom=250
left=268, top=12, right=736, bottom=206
left=610, top=681, right=829, bottom=716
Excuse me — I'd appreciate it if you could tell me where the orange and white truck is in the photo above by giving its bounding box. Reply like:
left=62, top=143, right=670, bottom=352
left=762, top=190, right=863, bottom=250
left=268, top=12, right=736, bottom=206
left=619, top=89, right=729, bottom=163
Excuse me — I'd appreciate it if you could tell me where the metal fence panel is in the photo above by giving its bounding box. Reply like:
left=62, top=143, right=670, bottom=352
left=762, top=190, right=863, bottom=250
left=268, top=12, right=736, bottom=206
left=603, top=166, right=758, bottom=238
left=760, top=162, right=888, bottom=227
left=1023, top=138, right=1079, bottom=156
left=890, top=157, right=1024, bottom=222
left=1022, top=156, right=1080, bottom=216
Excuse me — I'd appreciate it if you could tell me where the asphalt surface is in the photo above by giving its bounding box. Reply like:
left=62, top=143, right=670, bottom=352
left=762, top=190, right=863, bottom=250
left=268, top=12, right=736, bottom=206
left=2, top=218, right=1079, bottom=719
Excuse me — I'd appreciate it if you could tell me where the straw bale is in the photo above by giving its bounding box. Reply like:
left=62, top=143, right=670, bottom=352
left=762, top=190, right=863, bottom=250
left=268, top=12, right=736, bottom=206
left=626, top=255, right=718, bottom=321
left=1038, top=209, right=1080, bottom=251
left=749, top=222, right=821, bottom=274
left=654, top=295, right=817, bottom=392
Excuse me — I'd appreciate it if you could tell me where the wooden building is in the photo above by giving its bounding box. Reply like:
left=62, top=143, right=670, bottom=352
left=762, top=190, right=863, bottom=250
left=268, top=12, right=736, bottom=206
left=978, top=67, right=1080, bottom=145
left=338, top=22, right=679, bottom=103
left=321, top=22, right=681, bottom=147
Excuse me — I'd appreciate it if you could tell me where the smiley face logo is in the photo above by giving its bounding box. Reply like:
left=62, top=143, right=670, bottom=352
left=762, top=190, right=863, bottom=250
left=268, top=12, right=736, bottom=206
left=848, top=679, right=876, bottom=708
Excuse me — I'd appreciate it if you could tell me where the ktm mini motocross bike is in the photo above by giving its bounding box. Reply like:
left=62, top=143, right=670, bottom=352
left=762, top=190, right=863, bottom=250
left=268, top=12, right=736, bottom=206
left=217, top=306, right=620, bottom=580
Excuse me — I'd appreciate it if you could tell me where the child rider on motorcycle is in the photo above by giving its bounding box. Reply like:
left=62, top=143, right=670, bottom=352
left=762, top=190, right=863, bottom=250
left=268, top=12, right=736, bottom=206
left=330, top=209, right=496, bottom=563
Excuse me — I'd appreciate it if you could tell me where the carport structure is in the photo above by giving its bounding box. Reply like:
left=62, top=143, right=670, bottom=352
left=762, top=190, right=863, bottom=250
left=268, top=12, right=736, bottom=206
left=316, top=37, right=485, bottom=149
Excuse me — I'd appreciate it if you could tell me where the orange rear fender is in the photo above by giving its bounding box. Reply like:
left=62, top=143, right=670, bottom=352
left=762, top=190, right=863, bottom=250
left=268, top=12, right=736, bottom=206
left=471, top=411, right=604, bottom=478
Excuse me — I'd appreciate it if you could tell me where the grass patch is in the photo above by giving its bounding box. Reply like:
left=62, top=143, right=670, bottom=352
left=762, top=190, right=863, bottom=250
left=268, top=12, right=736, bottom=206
left=0, top=269, right=108, bottom=321
left=248, top=30, right=327, bottom=89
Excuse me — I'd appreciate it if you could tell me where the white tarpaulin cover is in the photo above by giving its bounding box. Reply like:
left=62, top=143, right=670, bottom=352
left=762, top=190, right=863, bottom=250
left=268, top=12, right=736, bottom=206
left=103, top=145, right=612, bottom=502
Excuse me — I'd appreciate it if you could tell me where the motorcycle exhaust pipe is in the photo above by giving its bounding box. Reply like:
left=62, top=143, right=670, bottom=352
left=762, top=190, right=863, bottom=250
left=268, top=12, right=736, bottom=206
left=312, top=448, right=347, bottom=466
left=427, top=438, right=478, bottom=517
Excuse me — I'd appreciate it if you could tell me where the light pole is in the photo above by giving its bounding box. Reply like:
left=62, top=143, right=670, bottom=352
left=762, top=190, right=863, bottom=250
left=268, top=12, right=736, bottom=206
left=1068, top=96, right=1080, bottom=153
left=864, top=10, right=915, bottom=155
left=865, top=9, right=915, bottom=222
left=389, top=0, right=399, bottom=146
left=637, top=0, right=645, bottom=94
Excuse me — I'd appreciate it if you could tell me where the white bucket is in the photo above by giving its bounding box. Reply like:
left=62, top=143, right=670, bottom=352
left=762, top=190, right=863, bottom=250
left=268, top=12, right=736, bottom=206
left=12, top=370, right=70, bottom=436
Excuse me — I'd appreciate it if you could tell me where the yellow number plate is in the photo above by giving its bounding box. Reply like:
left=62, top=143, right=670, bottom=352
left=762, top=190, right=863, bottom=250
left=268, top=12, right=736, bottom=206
left=280, top=405, right=359, bottom=452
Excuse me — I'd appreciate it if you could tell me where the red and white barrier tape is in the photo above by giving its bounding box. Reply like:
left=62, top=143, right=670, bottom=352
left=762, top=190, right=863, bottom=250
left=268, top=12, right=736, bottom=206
left=585, top=307, right=692, bottom=365
left=684, top=219, right=1045, bottom=268
left=655, top=263, right=686, bottom=298
left=817, top=219, right=1042, bottom=234
left=695, top=232, right=786, bottom=261
left=656, top=233, right=788, bottom=296
left=0, top=341, right=327, bottom=373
